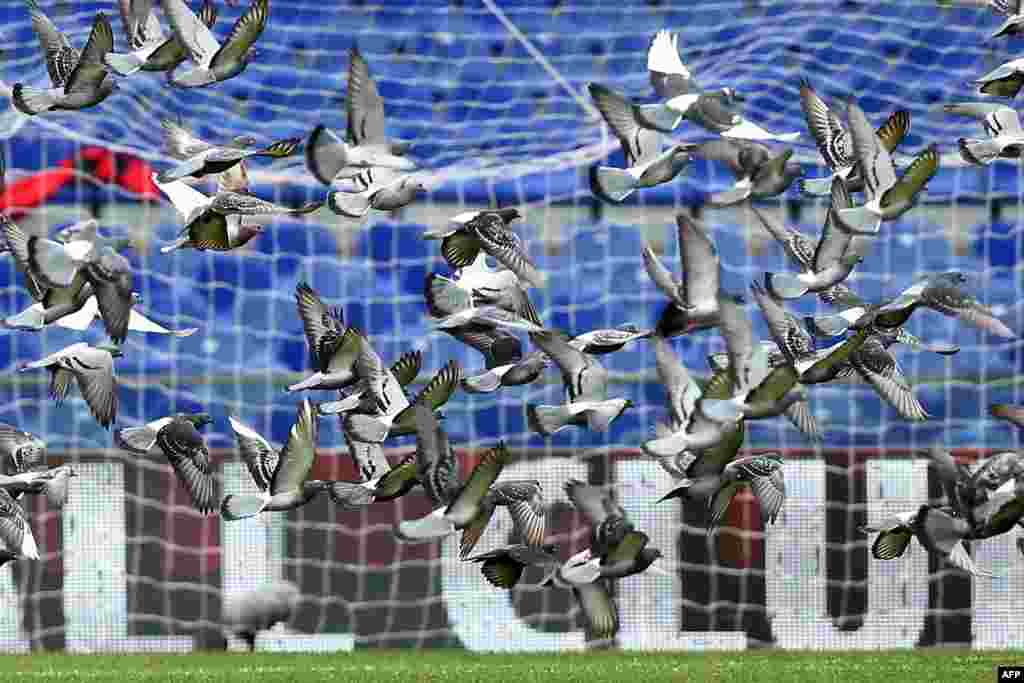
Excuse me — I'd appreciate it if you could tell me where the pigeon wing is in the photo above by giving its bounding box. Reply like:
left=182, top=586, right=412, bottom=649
left=156, top=418, right=216, bottom=514
left=227, top=417, right=278, bottom=492
left=64, top=13, right=114, bottom=95
left=270, top=400, right=317, bottom=496
left=209, top=0, right=269, bottom=74
left=346, top=47, right=387, bottom=145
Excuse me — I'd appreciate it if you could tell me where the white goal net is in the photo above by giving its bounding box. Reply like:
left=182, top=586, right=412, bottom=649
left=0, top=0, right=1019, bottom=652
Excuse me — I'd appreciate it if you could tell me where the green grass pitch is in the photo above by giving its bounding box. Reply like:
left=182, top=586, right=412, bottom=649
left=1, top=650, right=1021, bottom=682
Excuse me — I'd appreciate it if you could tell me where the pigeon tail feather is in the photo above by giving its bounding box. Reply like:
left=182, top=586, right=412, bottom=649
left=220, top=494, right=268, bottom=521
left=103, top=51, right=146, bottom=76
left=12, top=85, right=60, bottom=116
left=3, top=305, right=45, bottom=331
left=395, top=507, right=456, bottom=542
left=592, top=166, right=637, bottom=202
left=764, top=272, right=809, bottom=300
left=115, top=426, right=159, bottom=454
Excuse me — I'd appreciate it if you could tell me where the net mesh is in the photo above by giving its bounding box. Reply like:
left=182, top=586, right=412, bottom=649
left=0, top=0, right=1019, bottom=652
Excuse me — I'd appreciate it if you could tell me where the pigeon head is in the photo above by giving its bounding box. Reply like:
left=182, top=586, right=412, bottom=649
left=131, top=292, right=142, bottom=304
left=722, top=87, right=745, bottom=104
left=238, top=224, right=265, bottom=245
left=493, top=207, right=522, bottom=223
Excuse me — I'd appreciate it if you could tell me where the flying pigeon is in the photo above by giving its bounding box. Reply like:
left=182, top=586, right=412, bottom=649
left=659, top=454, right=786, bottom=530
left=327, top=167, right=426, bottom=218
left=288, top=283, right=360, bottom=393
left=763, top=244, right=865, bottom=300
left=462, top=350, right=549, bottom=394
left=635, top=30, right=801, bottom=142
left=811, top=272, right=1016, bottom=339
left=115, top=413, right=216, bottom=513
left=4, top=290, right=197, bottom=339
left=975, top=53, right=1024, bottom=98
left=154, top=165, right=321, bottom=253
left=426, top=266, right=543, bottom=333
left=568, top=324, right=653, bottom=355
left=465, top=544, right=560, bottom=589
left=13, top=6, right=117, bottom=116
left=157, top=119, right=300, bottom=184
left=21, top=342, right=121, bottom=429
left=861, top=505, right=994, bottom=578
left=587, top=82, right=694, bottom=203
left=456, top=480, right=547, bottom=559
left=943, top=102, right=1024, bottom=165
left=305, top=48, right=414, bottom=185
left=103, top=0, right=169, bottom=76
left=752, top=178, right=864, bottom=305
left=394, top=404, right=511, bottom=542
left=0, top=424, right=47, bottom=477
left=559, top=480, right=665, bottom=584
left=161, top=0, right=268, bottom=87
left=219, top=401, right=345, bottom=520
left=836, top=102, right=939, bottom=234
left=328, top=452, right=421, bottom=509
left=798, top=79, right=911, bottom=196
left=691, top=139, right=803, bottom=207
left=571, top=579, right=619, bottom=643
left=0, top=489, right=39, bottom=568
left=525, top=329, right=632, bottom=436
left=423, top=208, right=546, bottom=289
left=990, top=0, right=1024, bottom=39
left=643, top=213, right=724, bottom=337
left=126, top=0, right=218, bottom=74
left=0, top=465, right=77, bottom=510
left=221, top=580, right=300, bottom=652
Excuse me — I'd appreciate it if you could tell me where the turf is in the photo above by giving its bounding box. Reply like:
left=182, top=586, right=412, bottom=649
left=1, top=650, right=1021, bottom=682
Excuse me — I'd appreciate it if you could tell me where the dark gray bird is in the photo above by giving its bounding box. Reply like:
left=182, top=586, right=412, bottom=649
left=288, top=283, right=360, bottom=393
left=943, top=103, right=1024, bottom=165
left=990, top=0, right=1024, bottom=39
left=103, top=0, right=168, bottom=75
left=423, top=209, right=546, bottom=289
left=456, top=480, right=546, bottom=559
left=0, top=465, right=78, bottom=510
left=131, top=0, right=218, bottom=73
left=155, top=163, right=322, bottom=253
left=587, top=82, right=694, bottom=203
left=328, top=452, right=421, bottom=509
left=394, top=404, right=511, bottom=542
left=836, top=102, right=939, bottom=234
left=327, top=168, right=426, bottom=218
left=798, top=79, right=911, bottom=196
left=305, top=48, right=414, bottom=185
left=0, top=489, right=39, bottom=568
left=572, top=579, right=619, bottom=643
left=526, top=329, right=632, bottom=436
left=643, top=213, right=723, bottom=338
left=115, top=413, right=216, bottom=514
left=560, top=479, right=666, bottom=584
left=752, top=178, right=862, bottom=305
left=14, top=5, right=117, bottom=115
left=660, top=454, right=786, bottom=530
left=157, top=119, right=300, bottom=184
left=812, top=272, right=1016, bottom=339
left=0, top=424, right=47, bottom=477
left=162, top=0, right=268, bottom=87
left=462, top=350, right=548, bottom=394
left=466, top=544, right=559, bottom=589
left=635, top=30, right=800, bottom=141
left=219, top=401, right=343, bottom=519
left=691, top=139, right=802, bottom=207
left=221, top=580, right=300, bottom=652
left=21, top=342, right=121, bottom=429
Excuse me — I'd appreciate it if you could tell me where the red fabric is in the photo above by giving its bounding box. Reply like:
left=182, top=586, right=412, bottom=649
left=0, top=146, right=160, bottom=217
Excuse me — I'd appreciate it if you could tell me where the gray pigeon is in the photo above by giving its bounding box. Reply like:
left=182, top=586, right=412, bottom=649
left=691, top=139, right=802, bottom=207
left=466, top=544, right=559, bottom=589
left=222, top=580, right=300, bottom=652
left=990, top=0, right=1024, bottom=39
left=219, top=402, right=345, bottom=520
left=943, top=102, right=1024, bottom=165
left=456, top=480, right=547, bottom=559
left=288, top=283, right=360, bottom=393
left=132, top=0, right=218, bottom=73
left=836, top=102, right=939, bottom=234
left=157, top=119, right=300, bottom=183
left=635, top=30, right=800, bottom=142
left=21, top=342, right=121, bottom=429
left=568, top=324, right=653, bottom=355
left=115, top=413, right=216, bottom=513
left=0, top=424, right=47, bottom=477
left=644, top=213, right=723, bottom=338
left=861, top=505, right=993, bottom=578
left=525, top=330, right=632, bottom=436
left=0, top=489, right=39, bottom=568
left=0, top=465, right=77, bottom=510
left=14, top=5, right=117, bottom=115
left=162, top=0, right=268, bottom=87
left=587, top=83, right=694, bottom=203
left=423, top=209, right=546, bottom=289
left=305, top=48, right=414, bottom=185
left=798, top=79, right=911, bottom=196
left=327, top=168, right=426, bottom=218
left=975, top=55, right=1024, bottom=98
left=571, top=579, right=619, bottom=643
left=103, top=0, right=167, bottom=75
left=462, top=350, right=549, bottom=394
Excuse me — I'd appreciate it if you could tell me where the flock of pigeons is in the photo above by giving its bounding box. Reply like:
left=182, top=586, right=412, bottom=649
left=0, top=0, right=1023, bottom=647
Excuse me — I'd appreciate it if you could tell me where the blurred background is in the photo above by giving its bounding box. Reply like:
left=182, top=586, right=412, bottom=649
left=0, top=0, right=1019, bottom=653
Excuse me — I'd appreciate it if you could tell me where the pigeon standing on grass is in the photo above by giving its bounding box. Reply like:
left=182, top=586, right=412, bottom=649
left=161, top=0, right=269, bottom=88
left=115, top=413, right=216, bottom=513
left=13, top=5, right=118, bottom=115
left=221, top=580, right=300, bottom=652
left=21, top=342, right=121, bottom=429
left=586, top=83, right=695, bottom=203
